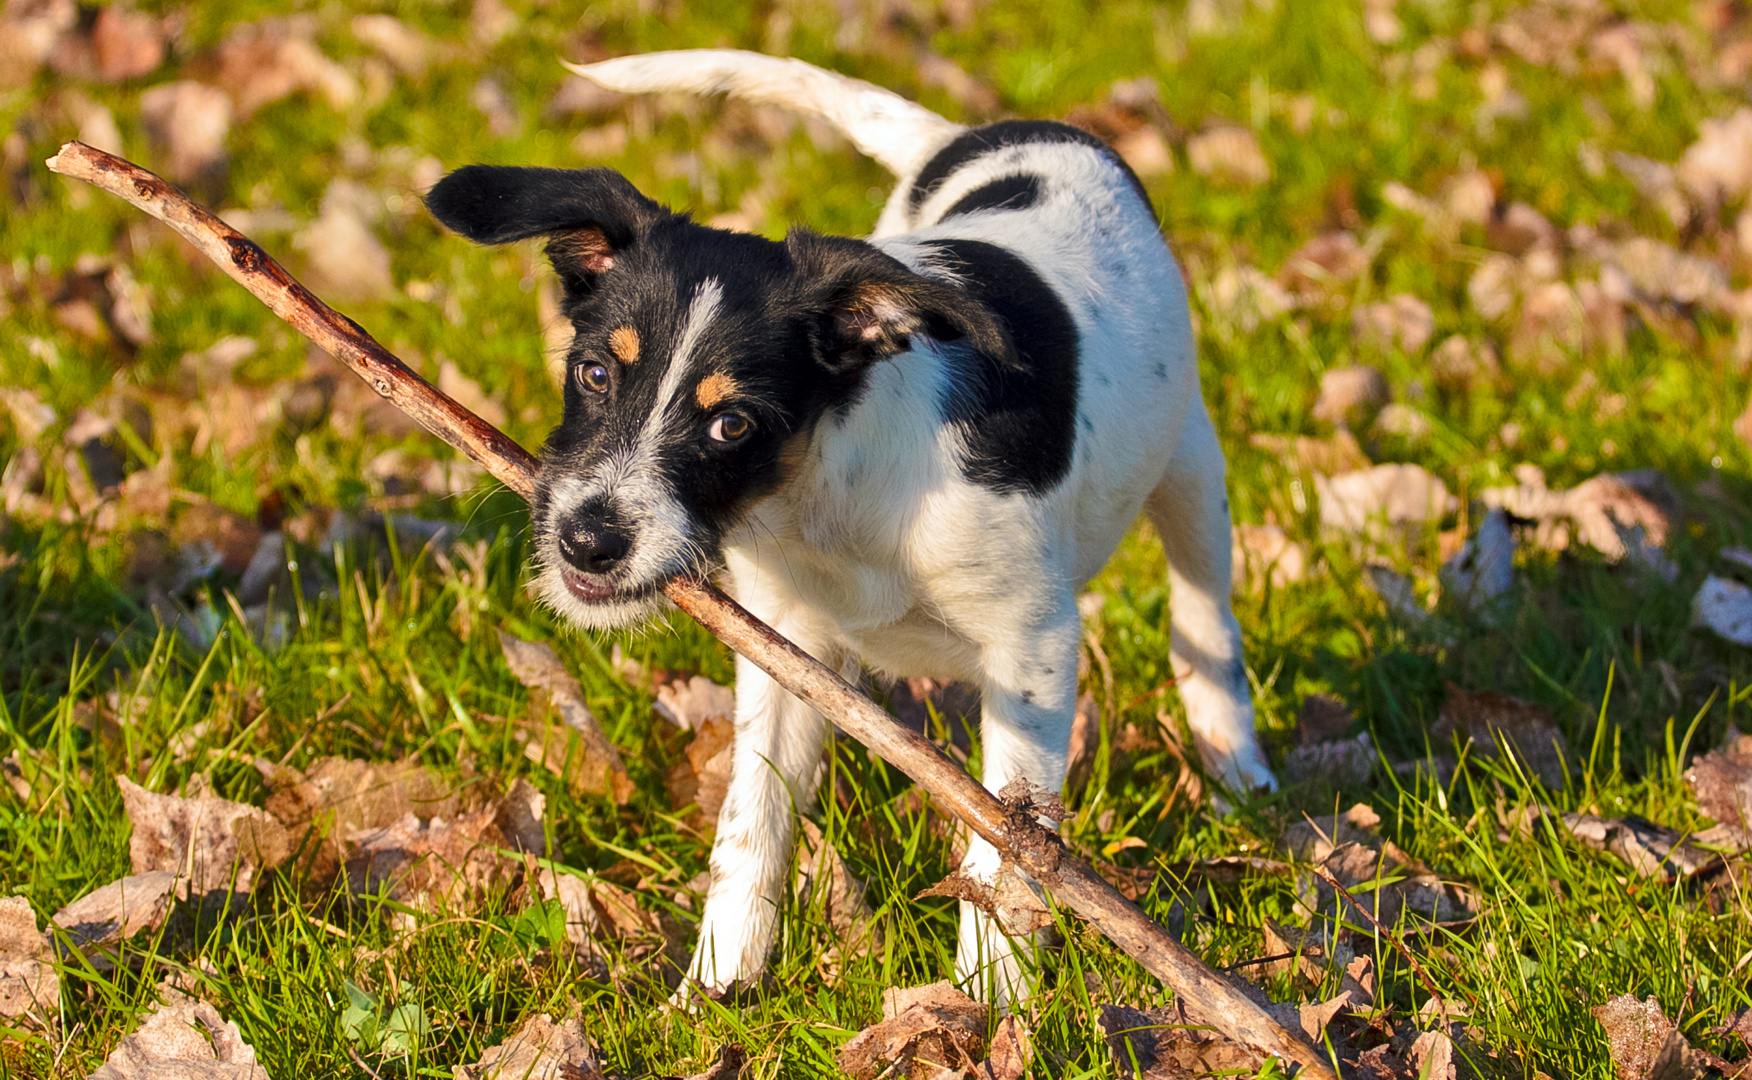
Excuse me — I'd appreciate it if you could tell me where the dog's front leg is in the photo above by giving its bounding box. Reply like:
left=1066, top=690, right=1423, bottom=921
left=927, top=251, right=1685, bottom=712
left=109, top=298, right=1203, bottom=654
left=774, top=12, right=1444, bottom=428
left=953, top=597, right=1082, bottom=1006
left=683, top=610, right=837, bottom=999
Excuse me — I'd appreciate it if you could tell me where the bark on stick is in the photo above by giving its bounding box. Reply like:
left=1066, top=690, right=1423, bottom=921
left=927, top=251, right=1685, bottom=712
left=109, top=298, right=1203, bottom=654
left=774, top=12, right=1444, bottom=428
left=46, top=140, right=1334, bottom=1079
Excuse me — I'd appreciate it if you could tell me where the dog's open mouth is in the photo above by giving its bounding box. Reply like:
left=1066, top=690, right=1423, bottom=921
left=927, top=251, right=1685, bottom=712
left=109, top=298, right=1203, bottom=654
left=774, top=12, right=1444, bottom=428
left=561, top=570, right=662, bottom=606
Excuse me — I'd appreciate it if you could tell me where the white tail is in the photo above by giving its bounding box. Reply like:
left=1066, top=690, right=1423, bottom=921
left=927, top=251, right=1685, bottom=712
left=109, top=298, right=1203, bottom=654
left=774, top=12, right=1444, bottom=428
left=562, top=50, right=965, bottom=178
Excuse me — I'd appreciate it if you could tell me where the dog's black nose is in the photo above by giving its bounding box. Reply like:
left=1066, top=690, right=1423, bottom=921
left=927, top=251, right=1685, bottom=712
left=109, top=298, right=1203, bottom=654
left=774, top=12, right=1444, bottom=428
left=556, top=507, right=631, bottom=575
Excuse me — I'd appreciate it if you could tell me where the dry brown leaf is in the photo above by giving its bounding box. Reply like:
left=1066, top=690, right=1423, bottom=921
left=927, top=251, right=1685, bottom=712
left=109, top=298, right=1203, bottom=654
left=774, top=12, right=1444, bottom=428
left=1429, top=335, right=1501, bottom=394
left=975, top=1017, right=1031, bottom=1080
left=1098, top=1003, right=1266, bottom=1079
left=90, top=6, right=164, bottom=82
left=1250, top=431, right=1372, bottom=479
left=1478, top=470, right=1673, bottom=575
left=1206, top=265, right=1294, bottom=333
left=346, top=780, right=546, bottom=912
left=1311, top=366, right=1390, bottom=430
left=500, top=630, right=632, bottom=803
left=350, top=15, right=444, bottom=79
left=0, top=0, right=75, bottom=89
left=1231, top=523, right=1307, bottom=592
left=666, top=716, right=734, bottom=828
left=796, top=819, right=882, bottom=968
left=1316, top=464, right=1455, bottom=533
left=677, top=1044, right=745, bottom=1080
left=1353, top=295, right=1435, bottom=355
left=51, top=870, right=178, bottom=952
left=455, top=1013, right=609, bottom=1080
left=1434, top=685, right=1568, bottom=788
left=1592, top=996, right=1698, bottom=1080
left=1557, top=811, right=1714, bottom=878
left=837, top=981, right=988, bottom=1080
left=1281, top=734, right=1375, bottom=787
left=90, top=998, right=269, bottom=1080
left=117, top=776, right=290, bottom=896
left=1686, top=738, right=1752, bottom=844
left=1280, top=804, right=1478, bottom=930
left=1679, top=108, right=1752, bottom=206
left=0, top=896, right=56, bottom=1021
left=1277, top=231, right=1369, bottom=303
left=652, top=675, right=735, bottom=732
left=918, top=865, right=1051, bottom=937
left=138, top=81, right=232, bottom=189
left=1295, top=694, right=1353, bottom=744
left=259, top=756, right=459, bottom=889
left=1186, top=125, right=1269, bottom=187
left=214, top=17, right=357, bottom=118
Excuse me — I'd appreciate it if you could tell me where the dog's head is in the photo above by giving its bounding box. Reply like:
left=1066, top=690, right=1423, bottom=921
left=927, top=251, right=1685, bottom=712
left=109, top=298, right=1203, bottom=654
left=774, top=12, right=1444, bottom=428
left=426, top=165, right=1006, bottom=629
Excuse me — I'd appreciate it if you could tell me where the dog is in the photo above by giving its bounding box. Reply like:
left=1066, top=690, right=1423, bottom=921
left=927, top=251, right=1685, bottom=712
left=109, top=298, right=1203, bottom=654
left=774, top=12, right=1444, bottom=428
left=425, top=50, right=1274, bottom=1003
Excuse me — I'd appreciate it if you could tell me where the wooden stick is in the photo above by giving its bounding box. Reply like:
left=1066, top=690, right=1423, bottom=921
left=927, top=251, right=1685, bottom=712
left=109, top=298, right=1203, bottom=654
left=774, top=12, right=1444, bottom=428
left=46, top=141, right=1333, bottom=1079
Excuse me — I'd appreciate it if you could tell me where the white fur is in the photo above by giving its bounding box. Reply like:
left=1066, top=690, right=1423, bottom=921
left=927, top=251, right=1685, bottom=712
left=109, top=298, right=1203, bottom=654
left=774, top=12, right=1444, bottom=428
left=567, top=50, right=1273, bottom=1005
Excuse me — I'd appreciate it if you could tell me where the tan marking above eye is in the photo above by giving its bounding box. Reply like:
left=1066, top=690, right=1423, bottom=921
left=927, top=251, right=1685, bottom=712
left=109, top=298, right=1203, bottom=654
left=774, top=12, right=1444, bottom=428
left=695, top=371, right=738, bottom=410
left=608, top=325, right=640, bottom=364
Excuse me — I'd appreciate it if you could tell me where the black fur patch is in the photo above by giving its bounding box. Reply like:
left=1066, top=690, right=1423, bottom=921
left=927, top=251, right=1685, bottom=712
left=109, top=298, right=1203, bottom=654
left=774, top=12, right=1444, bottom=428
left=924, top=239, right=1079, bottom=496
left=906, top=120, right=1151, bottom=217
left=942, top=173, right=1042, bottom=219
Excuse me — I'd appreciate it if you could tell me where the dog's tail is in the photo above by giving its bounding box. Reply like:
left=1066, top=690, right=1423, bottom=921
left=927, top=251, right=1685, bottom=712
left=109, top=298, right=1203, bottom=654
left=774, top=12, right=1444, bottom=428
left=562, top=50, right=964, bottom=178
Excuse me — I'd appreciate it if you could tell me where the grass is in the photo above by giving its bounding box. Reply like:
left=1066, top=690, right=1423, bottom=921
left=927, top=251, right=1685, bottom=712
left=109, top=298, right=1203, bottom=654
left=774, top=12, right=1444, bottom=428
left=6, top=0, right=1752, bottom=1076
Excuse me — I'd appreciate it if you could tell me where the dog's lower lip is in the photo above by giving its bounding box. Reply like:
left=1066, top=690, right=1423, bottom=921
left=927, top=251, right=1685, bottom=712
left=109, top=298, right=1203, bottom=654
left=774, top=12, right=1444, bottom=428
left=563, top=571, right=619, bottom=603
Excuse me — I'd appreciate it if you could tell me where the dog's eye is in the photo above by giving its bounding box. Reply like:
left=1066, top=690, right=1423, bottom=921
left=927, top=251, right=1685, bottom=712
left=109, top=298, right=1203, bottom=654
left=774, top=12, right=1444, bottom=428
left=707, top=413, right=752, bottom=443
left=576, top=363, right=611, bottom=394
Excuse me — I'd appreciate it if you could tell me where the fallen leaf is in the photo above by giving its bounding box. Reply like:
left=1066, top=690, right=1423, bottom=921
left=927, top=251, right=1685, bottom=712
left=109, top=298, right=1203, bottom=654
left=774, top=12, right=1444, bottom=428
left=1434, top=684, right=1568, bottom=788
left=1429, top=335, right=1501, bottom=394
left=138, top=81, right=232, bottom=188
left=1186, top=125, right=1269, bottom=187
left=455, top=1013, right=608, bottom=1080
left=975, top=1016, right=1031, bottom=1080
left=1206, top=265, right=1295, bottom=333
left=118, top=775, right=290, bottom=896
left=346, top=780, right=546, bottom=911
left=1316, top=464, right=1455, bottom=533
left=1098, top=1003, right=1265, bottom=1079
left=1678, top=107, right=1752, bottom=207
left=1353, top=295, right=1435, bottom=355
left=1556, top=811, right=1714, bottom=878
left=1231, top=523, right=1307, bottom=591
left=796, top=819, right=882, bottom=970
left=259, top=756, right=459, bottom=889
left=1686, top=739, right=1752, bottom=844
left=679, top=1044, right=746, bottom=1080
left=1248, top=430, right=1371, bottom=477
left=1694, top=575, right=1752, bottom=647
left=1277, top=231, right=1369, bottom=303
left=90, top=998, right=269, bottom=1080
left=0, top=0, right=75, bottom=90
left=1311, top=365, right=1390, bottom=430
left=837, top=981, right=988, bottom=1080
left=214, top=17, right=358, bottom=118
left=350, top=15, right=443, bottom=79
left=918, top=863, right=1052, bottom=937
left=438, top=361, right=509, bottom=430
left=0, top=896, right=57, bottom=1021
left=1280, top=805, right=1478, bottom=930
left=51, top=870, right=178, bottom=953
left=1113, top=127, right=1173, bottom=177
left=90, top=5, right=164, bottom=82
left=293, top=181, right=395, bottom=304
left=1608, top=236, right=1726, bottom=307
left=1295, top=694, right=1353, bottom=744
left=1281, top=734, right=1375, bottom=787
left=499, top=630, right=633, bottom=803
left=1592, top=996, right=1731, bottom=1080
left=1478, top=470, right=1674, bottom=574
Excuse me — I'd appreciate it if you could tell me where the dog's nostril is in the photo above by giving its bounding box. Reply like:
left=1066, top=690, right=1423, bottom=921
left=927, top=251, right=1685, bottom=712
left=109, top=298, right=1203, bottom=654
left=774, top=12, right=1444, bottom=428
left=558, top=515, right=630, bottom=575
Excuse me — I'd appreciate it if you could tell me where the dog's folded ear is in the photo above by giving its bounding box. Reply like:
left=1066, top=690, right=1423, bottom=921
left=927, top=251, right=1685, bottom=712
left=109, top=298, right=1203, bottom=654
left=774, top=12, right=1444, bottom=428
left=787, top=231, right=1011, bottom=374
left=425, top=165, right=667, bottom=293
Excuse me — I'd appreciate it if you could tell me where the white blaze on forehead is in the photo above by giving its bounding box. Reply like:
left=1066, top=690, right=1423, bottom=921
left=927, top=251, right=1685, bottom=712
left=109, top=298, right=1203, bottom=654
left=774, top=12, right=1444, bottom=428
left=650, top=277, right=725, bottom=425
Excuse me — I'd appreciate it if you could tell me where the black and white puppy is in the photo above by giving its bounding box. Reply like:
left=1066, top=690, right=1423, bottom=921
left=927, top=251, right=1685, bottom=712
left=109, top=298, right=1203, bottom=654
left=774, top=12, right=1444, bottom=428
left=426, top=50, right=1274, bottom=1002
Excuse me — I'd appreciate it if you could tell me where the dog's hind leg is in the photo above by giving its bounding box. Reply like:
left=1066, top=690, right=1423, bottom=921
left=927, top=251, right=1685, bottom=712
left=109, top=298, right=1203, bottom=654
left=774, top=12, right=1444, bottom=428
left=1143, top=406, right=1276, bottom=797
left=683, top=592, right=839, bottom=999
left=952, top=589, right=1082, bottom=1006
